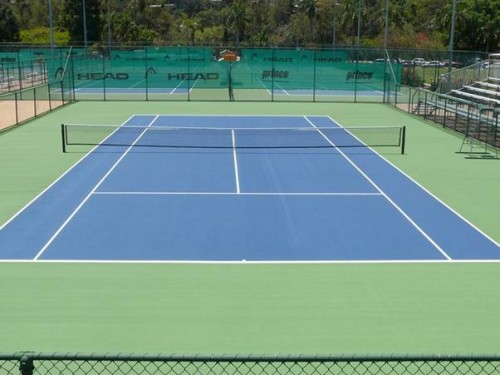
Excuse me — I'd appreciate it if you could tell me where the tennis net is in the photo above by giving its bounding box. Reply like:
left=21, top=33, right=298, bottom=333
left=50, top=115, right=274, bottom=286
left=61, top=124, right=406, bottom=154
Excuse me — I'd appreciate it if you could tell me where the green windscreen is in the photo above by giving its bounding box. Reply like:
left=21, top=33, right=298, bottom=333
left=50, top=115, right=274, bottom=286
left=43, top=47, right=401, bottom=101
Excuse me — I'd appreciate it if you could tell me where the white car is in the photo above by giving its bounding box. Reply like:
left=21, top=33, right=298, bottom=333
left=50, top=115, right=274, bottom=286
left=423, top=61, right=445, bottom=67
left=412, top=58, right=426, bottom=65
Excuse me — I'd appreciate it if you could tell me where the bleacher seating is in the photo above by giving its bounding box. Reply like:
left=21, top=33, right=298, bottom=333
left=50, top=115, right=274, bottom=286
left=463, top=86, right=500, bottom=99
left=475, top=81, right=500, bottom=91
left=450, top=77, right=500, bottom=107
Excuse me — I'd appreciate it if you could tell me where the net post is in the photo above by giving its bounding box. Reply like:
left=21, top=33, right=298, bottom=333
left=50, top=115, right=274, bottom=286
left=61, top=123, right=67, bottom=153
left=401, top=126, right=406, bottom=154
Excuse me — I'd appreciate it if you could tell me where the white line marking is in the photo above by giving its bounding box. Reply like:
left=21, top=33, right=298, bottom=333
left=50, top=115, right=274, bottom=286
left=170, top=79, right=187, bottom=94
left=130, top=80, right=145, bottom=88
left=2, top=259, right=500, bottom=264
left=256, top=77, right=273, bottom=96
left=0, top=115, right=137, bottom=233
left=304, top=116, right=453, bottom=261
left=256, top=78, right=290, bottom=96
left=76, top=79, right=105, bottom=90
left=326, top=116, right=499, bottom=249
left=184, top=78, right=199, bottom=94
left=231, top=129, right=241, bottom=194
left=93, top=191, right=382, bottom=196
left=273, top=81, right=290, bottom=96
left=326, top=116, right=498, bottom=249
left=131, top=114, right=329, bottom=118
left=32, top=115, right=160, bottom=261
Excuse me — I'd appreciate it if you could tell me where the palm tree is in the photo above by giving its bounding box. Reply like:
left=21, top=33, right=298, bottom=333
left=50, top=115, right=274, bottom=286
left=296, top=0, right=317, bottom=42
left=181, top=16, right=201, bottom=45
left=340, top=0, right=365, bottom=45
left=226, top=0, right=250, bottom=47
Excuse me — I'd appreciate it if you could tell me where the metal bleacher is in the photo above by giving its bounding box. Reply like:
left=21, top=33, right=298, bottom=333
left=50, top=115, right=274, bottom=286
left=406, top=54, right=500, bottom=157
left=450, top=75, right=500, bottom=107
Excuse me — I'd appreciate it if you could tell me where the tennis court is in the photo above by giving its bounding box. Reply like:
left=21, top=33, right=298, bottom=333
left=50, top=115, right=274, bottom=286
left=1, top=101, right=500, bottom=354
left=0, top=114, right=497, bottom=262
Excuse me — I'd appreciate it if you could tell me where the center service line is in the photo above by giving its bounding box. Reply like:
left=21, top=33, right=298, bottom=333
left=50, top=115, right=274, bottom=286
left=231, top=129, right=241, bottom=194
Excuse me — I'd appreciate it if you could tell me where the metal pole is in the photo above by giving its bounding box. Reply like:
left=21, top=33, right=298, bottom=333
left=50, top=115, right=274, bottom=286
left=82, top=0, right=88, bottom=53
left=107, top=0, right=112, bottom=55
left=48, top=0, right=55, bottom=55
left=332, top=1, right=336, bottom=46
left=448, top=0, right=457, bottom=73
left=383, top=0, right=389, bottom=50
left=356, top=0, right=362, bottom=46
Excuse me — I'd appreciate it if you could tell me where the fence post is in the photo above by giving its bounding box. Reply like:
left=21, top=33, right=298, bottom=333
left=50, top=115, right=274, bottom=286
left=19, top=355, right=34, bottom=375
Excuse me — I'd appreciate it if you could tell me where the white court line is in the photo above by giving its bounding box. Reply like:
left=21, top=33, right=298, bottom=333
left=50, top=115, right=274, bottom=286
left=32, top=115, right=160, bottom=261
left=303, top=116, right=453, bottom=261
left=273, top=81, right=290, bottom=96
left=130, top=79, right=146, bottom=88
left=231, top=129, right=241, bottom=194
left=93, top=191, right=382, bottom=196
left=0, top=115, right=137, bottom=233
left=183, top=78, right=199, bottom=94
left=75, top=79, right=106, bottom=90
left=256, top=78, right=290, bottom=96
left=2, top=258, right=500, bottom=264
left=134, top=114, right=323, bottom=118
left=170, top=79, right=188, bottom=94
left=255, top=77, right=273, bottom=96
left=326, top=114, right=498, bottom=249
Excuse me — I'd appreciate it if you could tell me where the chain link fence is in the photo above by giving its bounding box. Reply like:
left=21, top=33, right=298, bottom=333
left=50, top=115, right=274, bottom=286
left=2, top=353, right=500, bottom=375
left=0, top=44, right=489, bottom=104
left=0, top=47, right=75, bottom=131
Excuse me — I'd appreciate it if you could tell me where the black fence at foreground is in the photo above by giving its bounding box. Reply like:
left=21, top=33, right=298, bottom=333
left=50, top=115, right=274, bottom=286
left=2, top=353, right=500, bottom=375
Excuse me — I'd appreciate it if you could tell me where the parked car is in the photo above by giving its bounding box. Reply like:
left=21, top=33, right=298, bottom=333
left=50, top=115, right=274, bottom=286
left=412, top=58, right=426, bottom=65
left=423, top=61, right=445, bottom=67
left=373, top=58, right=398, bottom=63
left=441, top=60, right=463, bottom=68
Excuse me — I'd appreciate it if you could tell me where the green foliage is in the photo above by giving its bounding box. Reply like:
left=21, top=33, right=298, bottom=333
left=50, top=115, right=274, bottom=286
left=60, top=0, right=101, bottom=44
left=455, top=0, right=500, bottom=52
left=111, top=13, right=156, bottom=44
left=401, top=66, right=423, bottom=87
left=1, top=0, right=499, bottom=51
left=19, top=27, right=71, bottom=45
left=0, top=4, right=20, bottom=42
left=226, top=0, right=251, bottom=46
left=195, top=26, right=225, bottom=45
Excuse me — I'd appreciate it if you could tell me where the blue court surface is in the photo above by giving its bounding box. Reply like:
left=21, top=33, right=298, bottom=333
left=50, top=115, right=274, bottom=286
left=0, top=115, right=498, bottom=262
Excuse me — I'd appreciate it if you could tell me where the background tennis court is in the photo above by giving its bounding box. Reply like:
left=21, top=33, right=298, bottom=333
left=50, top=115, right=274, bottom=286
left=0, top=101, right=499, bottom=353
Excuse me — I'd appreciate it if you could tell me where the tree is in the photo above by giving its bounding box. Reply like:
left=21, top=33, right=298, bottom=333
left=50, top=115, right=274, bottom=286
left=0, top=4, right=20, bottom=42
left=20, top=27, right=70, bottom=45
left=296, top=0, right=318, bottom=42
left=454, top=0, right=500, bottom=52
left=246, top=0, right=272, bottom=46
left=0, top=0, right=498, bottom=51
left=60, top=0, right=101, bottom=44
left=180, top=15, right=201, bottom=45
left=340, top=0, right=365, bottom=45
left=226, top=0, right=250, bottom=47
